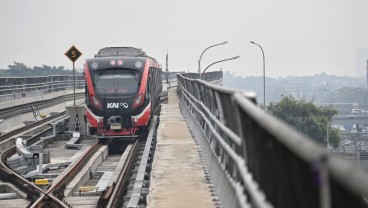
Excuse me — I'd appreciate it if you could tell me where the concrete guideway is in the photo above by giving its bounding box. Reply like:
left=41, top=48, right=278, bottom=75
left=147, top=88, right=215, bottom=208
left=0, top=89, right=84, bottom=110
left=0, top=98, right=84, bottom=134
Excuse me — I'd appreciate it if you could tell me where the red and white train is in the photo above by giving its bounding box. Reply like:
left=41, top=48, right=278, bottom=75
left=84, top=47, right=162, bottom=138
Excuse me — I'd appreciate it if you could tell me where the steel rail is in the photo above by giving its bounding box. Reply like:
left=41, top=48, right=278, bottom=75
left=30, top=142, right=102, bottom=207
left=1, top=141, right=67, bottom=207
left=0, top=113, right=73, bottom=207
left=0, top=92, right=84, bottom=207
left=47, top=142, right=102, bottom=196
left=104, top=139, right=140, bottom=207
left=0, top=146, right=44, bottom=203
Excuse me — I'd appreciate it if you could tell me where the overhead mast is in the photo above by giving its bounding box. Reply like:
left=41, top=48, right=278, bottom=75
left=165, top=52, right=169, bottom=84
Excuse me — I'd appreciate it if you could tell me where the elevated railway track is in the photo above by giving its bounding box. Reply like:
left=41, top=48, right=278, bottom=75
left=0, top=74, right=162, bottom=207
left=0, top=95, right=159, bottom=207
left=2, top=71, right=368, bottom=207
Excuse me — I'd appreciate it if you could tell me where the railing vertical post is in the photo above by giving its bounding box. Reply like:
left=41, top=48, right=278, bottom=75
left=318, top=156, right=331, bottom=208
left=73, top=62, right=76, bottom=106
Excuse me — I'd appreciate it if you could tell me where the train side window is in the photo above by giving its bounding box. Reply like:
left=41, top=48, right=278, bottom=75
left=146, top=75, right=151, bottom=98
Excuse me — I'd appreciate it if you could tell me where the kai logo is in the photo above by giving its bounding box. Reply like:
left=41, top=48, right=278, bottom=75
left=107, top=103, right=129, bottom=109
left=107, top=103, right=119, bottom=108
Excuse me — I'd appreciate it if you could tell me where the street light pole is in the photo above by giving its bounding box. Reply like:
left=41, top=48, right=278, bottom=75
left=250, top=41, right=266, bottom=109
left=198, top=41, right=228, bottom=74
left=202, top=56, right=240, bottom=74
left=327, top=120, right=329, bottom=148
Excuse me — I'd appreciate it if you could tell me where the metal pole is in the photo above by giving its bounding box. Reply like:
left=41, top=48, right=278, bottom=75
left=198, top=41, right=228, bottom=74
left=250, top=41, right=266, bottom=109
left=355, top=136, right=358, bottom=167
left=202, top=56, right=240, bottom=74
left=73, top=62, right=76, bottom=106
left=263, top=48, right=265, bottom=108
left=327, top=121, right=329, bottom=148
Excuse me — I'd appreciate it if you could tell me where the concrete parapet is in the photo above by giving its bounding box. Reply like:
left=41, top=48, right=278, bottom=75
left=95, top=171, right=113, bottom=193
left=108, top=145, right=132, bottom=186
left=0, top=94, right=16, bottom=102
left=0, top=137, right=16, bottom=152
left=0, top=183, right=27, bottom=199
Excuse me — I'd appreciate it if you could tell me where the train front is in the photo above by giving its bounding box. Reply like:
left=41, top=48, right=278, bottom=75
left=84, top=57, right=150, bottom=138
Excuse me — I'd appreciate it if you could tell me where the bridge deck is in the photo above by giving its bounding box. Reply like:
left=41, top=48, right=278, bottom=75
left=147, top=88, right=214, bottom=208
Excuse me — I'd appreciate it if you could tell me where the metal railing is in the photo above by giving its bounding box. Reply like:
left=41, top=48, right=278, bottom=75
left=0, top=75, right=85, bottom=101
left=177, top=72, right=368, bottom=208
left=181, top=71, right=223, bottom=82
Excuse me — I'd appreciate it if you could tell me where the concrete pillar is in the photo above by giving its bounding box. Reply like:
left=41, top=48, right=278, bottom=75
left=66, top=106, right=86, bottom=133
left=39, top=153, right=43, bottom=175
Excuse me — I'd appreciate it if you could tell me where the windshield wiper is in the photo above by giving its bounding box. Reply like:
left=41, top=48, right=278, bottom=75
left=94, top=70, right=104, bottom=85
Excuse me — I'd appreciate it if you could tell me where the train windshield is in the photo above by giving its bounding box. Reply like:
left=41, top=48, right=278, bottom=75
left=94, top=69, right=140, bottom=96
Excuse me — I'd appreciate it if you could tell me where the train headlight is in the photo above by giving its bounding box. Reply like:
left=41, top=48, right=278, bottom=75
left=108, top=117, right=116, bottom=124
left=133, top=93, right=144, bottom=108
left=135, top=61, right=143, bottom=68
left=91, top=95, right=102, bottom=109
left=108, top=116, right=122, bottom=124
left=91, top=62, right=99, bottom=69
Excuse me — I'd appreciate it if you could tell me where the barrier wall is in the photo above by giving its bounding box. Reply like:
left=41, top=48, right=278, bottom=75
left=177, top=72, right=368, bottom=208
left=0, top=75, right=85, bottom=102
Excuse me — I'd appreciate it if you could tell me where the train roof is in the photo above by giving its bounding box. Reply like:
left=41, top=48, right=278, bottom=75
left=95, top=47, right=145, bottom=57
left=95, top=47, right=157, bottom=61
left=86, top=56, right=161, bottom=70
left=87, top=47, right=161, bottom=69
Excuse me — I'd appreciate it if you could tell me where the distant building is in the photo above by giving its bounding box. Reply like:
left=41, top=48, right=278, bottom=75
left=356, top=48, right=368, bottom=78
left=318, top=103, right=358, bottom=114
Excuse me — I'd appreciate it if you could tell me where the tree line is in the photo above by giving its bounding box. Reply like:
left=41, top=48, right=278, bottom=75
left=268, top=96, right=339, bottom=148
left=0, top=62, right=82, bottom=77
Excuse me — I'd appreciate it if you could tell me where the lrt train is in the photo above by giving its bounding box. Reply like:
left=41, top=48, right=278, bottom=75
left=84, top=47, right=162, bottom=138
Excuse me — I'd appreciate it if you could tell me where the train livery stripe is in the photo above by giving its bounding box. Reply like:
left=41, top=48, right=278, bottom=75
left=85, top=105, right=101, bottom=127
left=133, top=102, right=151, bottom=126
left=138, top=59, right=150, bottom=99
left=84, top=63, right=96, bottom=96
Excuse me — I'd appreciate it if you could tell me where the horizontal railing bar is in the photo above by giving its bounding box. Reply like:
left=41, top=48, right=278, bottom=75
left=178, top=80, right=273, bottom=208
left=233, top=92, right=327, bottom=162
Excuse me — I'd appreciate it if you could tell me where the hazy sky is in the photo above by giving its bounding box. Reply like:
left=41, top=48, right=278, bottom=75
left=1, top=0, right=368, bottom=77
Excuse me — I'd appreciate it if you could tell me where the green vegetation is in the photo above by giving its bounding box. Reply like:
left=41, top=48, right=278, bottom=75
left=0, top=62, right=82, bottom=77
left=267, top=95, right=340, bottom=148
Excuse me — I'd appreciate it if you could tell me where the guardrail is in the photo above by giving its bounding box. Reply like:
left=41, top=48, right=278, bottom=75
left=181, top=71, right=223, bottom=82
left=177, top=73, right=368, bottom=208
left=0, top=75, right=85, bottom=101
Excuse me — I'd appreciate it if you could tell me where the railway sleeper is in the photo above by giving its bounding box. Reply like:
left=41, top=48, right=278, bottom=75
left=127, top=180, right=150, bottom=190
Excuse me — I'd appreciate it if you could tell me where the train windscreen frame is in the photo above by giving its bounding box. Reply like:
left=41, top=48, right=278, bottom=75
left=93, top=68, right=141, bottom=97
